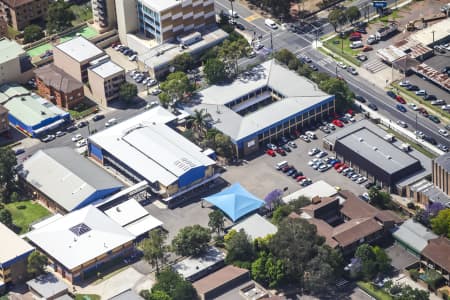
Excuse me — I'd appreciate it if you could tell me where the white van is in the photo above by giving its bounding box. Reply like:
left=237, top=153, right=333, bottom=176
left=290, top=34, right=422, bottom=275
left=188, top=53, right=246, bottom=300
left=350, top=41, right=363, bottom=49
left=265, top=19, right=278, bottom=29
left=305, top=131, right=317, bottom=139
left=275, top=161, right=288, bottom=170
left=228, top=9, right=238, bottom=18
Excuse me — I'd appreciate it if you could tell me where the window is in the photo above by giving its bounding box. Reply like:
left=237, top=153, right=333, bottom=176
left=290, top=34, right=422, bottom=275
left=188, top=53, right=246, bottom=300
left=69, top=223, right=91, bottom=236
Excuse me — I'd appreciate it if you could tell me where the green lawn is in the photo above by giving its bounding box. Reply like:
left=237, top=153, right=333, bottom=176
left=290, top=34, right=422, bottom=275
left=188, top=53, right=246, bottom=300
left=7, top=26, right=20, bottom=39
left=322, top=37, right=362, bottom=66
left=75, top=294, right=101, bottom=300
left=357, top=281, right=393, bottom=300
left=71, top=3, right=93, bottom=25
left=385, top=128, right=436, bottom=159
left=5, top=200, right=51, bottom=234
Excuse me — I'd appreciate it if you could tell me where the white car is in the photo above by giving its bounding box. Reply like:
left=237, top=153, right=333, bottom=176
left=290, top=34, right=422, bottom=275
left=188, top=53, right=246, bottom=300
left=327, top=123, right=336, bottom=130
left=442, top=105, right=450, bottom=111
left=438, top=129, right=449, bottom=137
left=399, top=80, right=410, bottom=87
left=228, top=9, right=238, bottom=18
left=308, top=148, right=320, bottom=156
left=300, top=135, right=310, bottom=142
left=415, top=90, right=427, bottom=96
left=356, top=176, right=367, bottom=184
left=287, top=141, right=297, bottom=148
left=431, top=99, right=445, bottom=106
left=315, top=151, right=328, bottom=158
left=408, top=103, right=419, bottom=110
left=76, top=139, right=87, bottom=148
left=414, top=130, right=425, bottom=139
left=105, top=118, right=117, bottom=127
left=337, top=62, right=347, bottom=69
left=55, top=131, right=65, bottom=137
left=361, top=193, right=370, bottom=201
left=71, top=134, right=83, bottom=142
left=151, top=88, right=162, bottom=96
left=308, top=158, right=321, bottom=166
left=397, top=120, right=407, bottom=128
left=147, top=79, right=157, bottom=87
left=129, top=54, right=137, bottom=61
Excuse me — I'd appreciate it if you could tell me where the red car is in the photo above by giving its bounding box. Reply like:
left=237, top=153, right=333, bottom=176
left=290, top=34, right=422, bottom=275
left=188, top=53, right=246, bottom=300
left=349, top=32, right=362, bottom=41
left=337, top=165, right=347, bottom=173
left=419, top=107, right=429, bottom=117
left=334, top=162, right=343, bottom=169
left=347, top=109, right=355, bottom=116
left=276, top=147, right=286, bottom=156
left=296, top=175, right=307, bottom=182
left=266, top=149, right=276, bottom=157
left=332, top=119, right=344, bottom=127
left=395, top=95, right=406, bottom=104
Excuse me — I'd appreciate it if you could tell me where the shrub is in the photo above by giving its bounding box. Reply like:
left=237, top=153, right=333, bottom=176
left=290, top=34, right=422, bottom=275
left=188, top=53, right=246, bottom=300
left=16, top=205, right=26, bottom=210
left=409, top=269, right=420, bottom=281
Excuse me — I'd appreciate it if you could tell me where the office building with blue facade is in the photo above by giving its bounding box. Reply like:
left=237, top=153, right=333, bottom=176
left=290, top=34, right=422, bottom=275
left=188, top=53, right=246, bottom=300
left=88, top=107, right=217, bottom=201
left=0, top=84, right=70, bottom=137
left=189, top=60, right=335, bottom=157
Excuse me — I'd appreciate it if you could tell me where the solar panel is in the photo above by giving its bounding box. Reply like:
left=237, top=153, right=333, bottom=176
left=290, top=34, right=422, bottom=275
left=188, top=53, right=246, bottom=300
left=69, top=223, right=91, bottom=236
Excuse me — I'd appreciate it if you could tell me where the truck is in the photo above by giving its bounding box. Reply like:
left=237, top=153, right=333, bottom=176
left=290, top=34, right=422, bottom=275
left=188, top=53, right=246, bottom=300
left=375, top=22, right=398, bottom=40
left=178, top=32, right=202, bottom=47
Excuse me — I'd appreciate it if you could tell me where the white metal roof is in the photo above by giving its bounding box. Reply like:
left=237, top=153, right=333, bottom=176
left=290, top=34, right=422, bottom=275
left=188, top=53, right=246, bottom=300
left=90, top=60, right=123, bottom=78
left=89, top=107, right=215, bottom=186
left=26, top=205, right=135, bottom=270
left=231, top=214, right=277, bottom=240
left=392, top=219, right=438, bottom=253
left=141, top=0, right=179, bottom=12
left=283, top=180, right=338, bottom=203
left=104, top=198, right=149, bottom=226
left=0, top=223, right=34, bottom=264
left=124, top=214, right=163, bottom=236
left=409, top=18, right=450, bottom=46
left=56, top=37, right=104, bottom=62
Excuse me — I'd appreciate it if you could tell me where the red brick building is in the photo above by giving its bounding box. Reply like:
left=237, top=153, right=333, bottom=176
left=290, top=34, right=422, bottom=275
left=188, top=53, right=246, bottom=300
left=34, top=64, right=84, bottom=110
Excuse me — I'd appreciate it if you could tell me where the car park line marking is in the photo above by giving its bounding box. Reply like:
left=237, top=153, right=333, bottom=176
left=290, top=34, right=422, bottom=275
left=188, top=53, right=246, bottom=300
left=245, top=14, right=260, bottom=22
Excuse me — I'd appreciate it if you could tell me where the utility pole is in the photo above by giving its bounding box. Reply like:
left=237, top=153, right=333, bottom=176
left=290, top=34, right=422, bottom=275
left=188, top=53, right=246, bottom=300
left=270, top=31, right=273, bottom=52
left=432, top=30, right=435, bottom=54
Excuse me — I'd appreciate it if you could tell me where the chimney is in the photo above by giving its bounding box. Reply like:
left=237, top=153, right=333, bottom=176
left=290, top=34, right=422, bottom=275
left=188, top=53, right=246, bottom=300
left=312, top=196, right=321, bottom=204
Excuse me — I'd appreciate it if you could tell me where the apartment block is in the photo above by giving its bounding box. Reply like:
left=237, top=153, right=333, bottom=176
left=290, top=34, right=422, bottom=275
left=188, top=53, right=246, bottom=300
left=53, top=37, right=105, bottom=83
left=88, top=58, right=125, bottom=107
left=0, top=38, right=32, bottom=85
left=432, top=153, right=450, bottom=196
left=0, top=0, right=48, bottom=31
left=34, top=64, right=84, bottom=110
left=116, top=0, right=216, bottom=45
left=91, top=0, right=116, bottom=31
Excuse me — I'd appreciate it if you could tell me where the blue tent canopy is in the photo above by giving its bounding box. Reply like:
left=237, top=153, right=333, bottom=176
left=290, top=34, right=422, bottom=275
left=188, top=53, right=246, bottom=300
left=204, top=183, right=264, bottom=222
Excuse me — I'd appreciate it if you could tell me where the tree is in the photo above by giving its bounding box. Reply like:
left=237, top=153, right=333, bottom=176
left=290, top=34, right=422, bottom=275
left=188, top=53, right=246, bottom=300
left=171, top=53, right=194, bottom=72
left=158, top=92, right=171, bottom=108
left=204, top=58, right=227, bottom=84
left=140, top=229, right=168, bottom=274
left=119, top=82, right=138, bottom=103
left=160, top=72, right=194, bottom=104
left=148, top=290, right=171, bottom=300
left=345, top=6, right=361, bottom=25
left=208, top=210, right=225, bottom=236
left=354, top=244, right=391, bottom=280
left=23, top=24, right=44, bottom=43
left=171, top=225, right=211, bottom=257
left=27, top=251, right=48, bottom=276
left=251, top=252, right=286, bottom=288
left=274, top=49, right=297, bottom=66
left=264, top=189, right=283, bottom=211
left=218, top=38, right=250, bottom=77
left=328, top=9, right=344, bottom=32
left=151, top=269, right=199, bottom=300
left=0, top=148, right=17, bottom=202
left=225, top=229, right=255, bottom=264
left=318, top=77, right=354, bottom=112
left=431, top=208, right=450, bottom=237
left=289, top=196, right=311, bottom=213
left=46, top=0, right=75, bottom=34
left=368, top=188, right=393, bottom=209
left=213, top=133, right=234, bottom=159
left=0, top=208, right=13, bottom=229
left=186, top=109, right=211, bottom=137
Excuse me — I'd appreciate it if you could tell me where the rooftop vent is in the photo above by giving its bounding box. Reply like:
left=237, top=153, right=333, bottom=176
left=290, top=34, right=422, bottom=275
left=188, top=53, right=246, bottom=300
left=373, top=146, right=378, bottom=151
left=387, top=155, right=392, bottom=160
left=358, top=137, right=363, bottom=142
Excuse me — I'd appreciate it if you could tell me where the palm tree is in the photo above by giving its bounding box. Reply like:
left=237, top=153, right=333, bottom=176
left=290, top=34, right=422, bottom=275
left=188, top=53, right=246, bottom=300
left=187, top=109, right=211, bottom=137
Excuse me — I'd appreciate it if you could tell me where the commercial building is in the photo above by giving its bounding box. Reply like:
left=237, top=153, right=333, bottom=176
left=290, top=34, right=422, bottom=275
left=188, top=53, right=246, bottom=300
left=0, top=104, right=8, bottom=134
left=189, top=60, right=335, bottom=157
left=0, top=0, right=48, bottom=31
left=0, top=84, right=70, bottom=137
left=115, top=0, right=215, bottom=45
left=53, top=37, right=105, bottom=83
left=409, top=179, right=450, bottom=208
left=432, top=153, right=450, bottom=196
left=0, top=38, right=32, bottom=85
left=88, top=106, right=217, bottom=202
left=26, top=205, right=135, bottom=283
left=324, top=120, right=426, bottom=192
left=34, top=64, right=84, bottom=110
left=0, top=222, right=34, bottom=289
left=173, top=247, right=225, bottom=282
left=421, top=237, right=450, bottom=285
left=21, top=147, right=123, bottom=214
left=392, top=219, right=438, bottom=257
left=291, top=190, right=402, bottom=255
left=87, top=58, right=125, bottom=107
left=92, top=0, right=117, bottom=31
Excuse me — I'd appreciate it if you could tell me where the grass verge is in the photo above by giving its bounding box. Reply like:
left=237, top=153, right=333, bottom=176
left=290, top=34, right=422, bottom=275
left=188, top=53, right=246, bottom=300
left=322, top=39, right=362, bottom=67
left=75, top=294, right=101, bottom=300
left=357, top=281, right=393, bottom=300
left=5, top=200, right=51, bottom=234
left=385, top=128, right=436, bottom=159
left=7, top=26, right=20, bottom=39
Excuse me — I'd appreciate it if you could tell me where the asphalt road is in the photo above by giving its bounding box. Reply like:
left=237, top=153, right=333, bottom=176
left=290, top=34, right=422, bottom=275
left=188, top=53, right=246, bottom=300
left=215, top=0, right=449, bottom=148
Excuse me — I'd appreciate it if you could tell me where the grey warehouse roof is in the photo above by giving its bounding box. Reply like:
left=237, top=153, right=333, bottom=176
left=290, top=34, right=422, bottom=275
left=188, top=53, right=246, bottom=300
left=392, top=219, right=438, bottom=253
left=21, top=147, right=123, bottom=212
left=189, top=60, right=332, bottom=142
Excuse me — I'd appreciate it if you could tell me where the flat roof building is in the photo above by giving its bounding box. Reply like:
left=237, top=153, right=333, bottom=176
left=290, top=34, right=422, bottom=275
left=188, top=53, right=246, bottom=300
left=0, top=84, right=70, bottom=137
left=173, top=247, right=225, bottom=282
left=26, top=205, right=135, bottom=283
left=21, top=147, right=123, bottom=214
left=433, top=153, right=450, bottom=197
left=0, top=104, right=8, bottom=134
left=0, top=38, right=32, bottom=85
left=88, top=106, right=217, bottom=203
left=88, top=59, right=125, bottom=107
left=0, top=222, right=34, bottom=287
left=189, top=60, right=335, bottom=157
left=231, top=214, right=277, bottom=240
left=53, top=37, right=105, bottom=83
left=283, top=180, right=337, bottom=203
left=27, top=273, right=69, bottom=300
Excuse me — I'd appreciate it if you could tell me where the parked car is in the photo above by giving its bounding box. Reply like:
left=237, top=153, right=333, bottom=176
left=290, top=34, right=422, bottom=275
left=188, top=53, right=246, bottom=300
left=428, top=115, right=440, bottom=123
left=347, top=67, right=358, bottom=75
left=76, top=121, right=88, bottom=128
left=92, top=114, right=105, bottom=121
left=399, top=80, right=410, bottom=87
left=267, top=143, right=277, bottom=150
left=287, top=141, right=297, bottom=148
left=442, top=104, right=450, bottom=111
left=355, top=95, right=366, bottom=103
left=281, top=144, right=291, bottom=152
left=332, top=119, right=344, bottom=127
left=151, top=89, right=162, bottom=95
left=386, top=91, right=396, bottom=99
left=424, top=94, right=437, bottom=101
left=337, top=62, right=347, bottom=69
left=76, top=139, right=87, bottom=148
left=14, top=148, right=25, bottom=155
left=71, top=134, right=83, bottom=142
left=105, top=118, right=118, bottom=127
left=315, top=151, right=328, bottom=158
left=266, top=149, right=276, bottom=157
left=55, top=131, right=65, bottom=137
left=415, top=90, right=427, bottom=96
left=66, top=125, right=77, bottom=132
left=308, top=148, right=320, bottom=156
left=368, top=103, right=378, bottom=110
left=395, top=95, right=406, bottom=104
left=129, top=54, right=137, bottom=61
left=406, top=85, right=419, bottom=91
left=275, top=147, right=286, bottom=156
left=438, top=129, right=449, bottom=137
left=396, top=104, right=407, bottom=112
left=300, top=135, right=311, bottom=142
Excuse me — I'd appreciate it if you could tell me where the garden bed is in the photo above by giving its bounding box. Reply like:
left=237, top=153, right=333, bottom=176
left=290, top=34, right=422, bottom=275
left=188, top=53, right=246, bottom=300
left=357, top=281, right=393, bottom=300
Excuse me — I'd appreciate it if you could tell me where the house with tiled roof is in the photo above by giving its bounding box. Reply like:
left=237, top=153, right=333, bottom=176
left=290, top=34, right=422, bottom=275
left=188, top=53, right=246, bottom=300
left=421, top=237, right=450, bottom=285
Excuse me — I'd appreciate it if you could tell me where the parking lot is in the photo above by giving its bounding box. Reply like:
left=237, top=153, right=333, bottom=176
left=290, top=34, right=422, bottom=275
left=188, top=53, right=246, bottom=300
left=221, top=122, right=367, bottom=199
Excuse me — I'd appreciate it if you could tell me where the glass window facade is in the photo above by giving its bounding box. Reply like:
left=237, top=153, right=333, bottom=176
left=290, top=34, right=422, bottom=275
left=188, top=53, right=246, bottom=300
left=137, top=1, right=162, bottom=43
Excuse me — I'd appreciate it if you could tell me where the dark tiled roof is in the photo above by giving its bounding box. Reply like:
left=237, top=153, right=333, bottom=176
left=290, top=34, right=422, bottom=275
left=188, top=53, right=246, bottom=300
left=193, top=265, right=249, bottom=295
left=340, top=190, right=379, bottom=219
left=332, top=217, right=383, bottom=247
left=422, top=237, right=450, bottom=272
left=1, top=0, right=34, bottom=8
left=375, top=210, right=403, bottom=224
left=35, top=64, right=83, bottom=94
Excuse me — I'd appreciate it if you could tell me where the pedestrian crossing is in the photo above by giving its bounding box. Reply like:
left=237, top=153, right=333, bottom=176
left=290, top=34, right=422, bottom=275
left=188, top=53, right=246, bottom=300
left=364, top=59, right=388, bottom=73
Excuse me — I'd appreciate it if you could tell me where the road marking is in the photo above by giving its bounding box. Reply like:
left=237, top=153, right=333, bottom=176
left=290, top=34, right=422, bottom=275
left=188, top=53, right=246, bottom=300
left=214, top=1, right=268, bottom=34
left=245, top=14, right=260, bottom=22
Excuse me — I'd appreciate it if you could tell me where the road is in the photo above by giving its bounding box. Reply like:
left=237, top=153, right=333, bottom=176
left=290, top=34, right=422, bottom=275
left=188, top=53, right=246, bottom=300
left=215, top=0, right=449, bottom=149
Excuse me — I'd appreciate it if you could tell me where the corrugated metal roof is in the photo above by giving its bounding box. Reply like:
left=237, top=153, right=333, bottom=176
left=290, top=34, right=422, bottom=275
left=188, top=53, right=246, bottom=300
left=0, top=222, right=34, bottom=264
left=392, top=219, right=437, bottom=253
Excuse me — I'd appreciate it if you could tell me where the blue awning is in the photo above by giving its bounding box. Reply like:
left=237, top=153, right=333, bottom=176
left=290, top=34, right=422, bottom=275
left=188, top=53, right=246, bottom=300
left=204, top=183, right=264, bottom=222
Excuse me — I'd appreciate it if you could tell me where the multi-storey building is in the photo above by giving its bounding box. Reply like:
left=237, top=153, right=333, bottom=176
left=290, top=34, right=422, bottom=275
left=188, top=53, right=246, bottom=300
left=0, top=0, right=48, bottom=31
left=87, top=58, right=125, bottom=107
left=0, top=38, right=32, bottom=85
left=34, top=64, right=84, bottom=110
left=115, top=0, right=216, bottom=45
left=53, top=37, right=105, bottom=83
left=91, top=0, right=116, bottom=31
left=432, top=153, right=450, bottom=196
left=0, top=104, right=8, bottom=134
